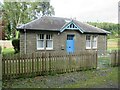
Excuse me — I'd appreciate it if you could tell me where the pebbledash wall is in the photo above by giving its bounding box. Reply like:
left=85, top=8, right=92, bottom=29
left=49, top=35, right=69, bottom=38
left=20, top=30, right=107, bottom=55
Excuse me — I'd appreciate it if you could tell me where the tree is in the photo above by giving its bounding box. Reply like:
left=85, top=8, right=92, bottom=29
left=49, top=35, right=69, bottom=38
left=1, top=1, right=55, bottom=40
left=2, top=2, right=31, bottom=39
left=87, top=22, right=119, bottom=38
left=29, top=2, right=55, bottom=19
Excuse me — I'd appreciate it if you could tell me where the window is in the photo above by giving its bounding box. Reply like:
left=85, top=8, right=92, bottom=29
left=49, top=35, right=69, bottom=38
left=67, top=35, right=74, bottom=40
left=37, top=34, right=53, bottom=50
left=37, top=34, right=44, bottom=50
left=86, top=35, right=98, bottom=49
left=46, top=34, right=53, bottom=50
left=92, top=36, right=97, bottom=48
left=86, top=35, right=91, bottom=49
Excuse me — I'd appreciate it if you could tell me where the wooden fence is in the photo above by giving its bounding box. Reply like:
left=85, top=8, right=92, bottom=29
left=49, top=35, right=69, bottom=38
left=110, top=50, right=119, bottom=67
left=2, top=51, right=97, bottom=80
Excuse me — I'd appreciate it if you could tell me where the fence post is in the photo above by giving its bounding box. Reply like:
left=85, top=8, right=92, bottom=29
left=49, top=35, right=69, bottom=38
left=49, top=53, right=51, bottom=75
left=95, top=50, right=98, bottom=69
left=32, top=53, right=34, bottom=76
left=115, top=50, right=117, bottom=66
left=41, top=53, right=45, bottom=75
left=111, top=50, right=116, bottom=67
left=110, top=51, right=113, bottom=67
left=18, top=53, right=20, bottom=76
left=0, top=46, right=2, bottom=83
left=118, top=50, right=120, bottom=66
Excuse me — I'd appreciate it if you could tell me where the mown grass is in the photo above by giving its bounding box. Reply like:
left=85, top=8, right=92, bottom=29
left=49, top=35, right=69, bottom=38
left=65, top=67, right=118, bottom=88
left=107, top=38, right=119, bottom=50
left=3, top=67, right=118, bottom=88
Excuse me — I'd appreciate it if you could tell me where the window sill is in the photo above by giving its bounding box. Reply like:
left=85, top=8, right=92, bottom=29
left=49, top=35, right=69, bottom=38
left=46, top=49, right=53, bottom=51
left=37, top=48, right=44, bottom=50
left=92, top=47, right=97, bottom=49
left=36, top=49, right=54, bottom=51
left=86, top=47, right=91, bottom=49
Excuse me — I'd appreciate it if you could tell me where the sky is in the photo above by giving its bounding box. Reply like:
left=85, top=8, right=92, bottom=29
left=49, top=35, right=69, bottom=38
left=51, top=0, right=120, bottom=23
left=0, top=0, right=119, bottom=23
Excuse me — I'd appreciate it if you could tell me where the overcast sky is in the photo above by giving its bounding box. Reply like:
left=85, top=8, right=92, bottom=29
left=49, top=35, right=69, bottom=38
left=0, top=0, right=119, bottom=23
left=51, top=0, right=119, bottom=23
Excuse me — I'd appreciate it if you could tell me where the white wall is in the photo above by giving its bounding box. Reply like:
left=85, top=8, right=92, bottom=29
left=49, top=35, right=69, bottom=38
left=0, top=40, right=13, bottom=48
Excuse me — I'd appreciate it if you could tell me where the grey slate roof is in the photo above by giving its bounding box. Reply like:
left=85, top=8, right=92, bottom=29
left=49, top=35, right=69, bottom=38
left=17, top=16, right=110, bottom=34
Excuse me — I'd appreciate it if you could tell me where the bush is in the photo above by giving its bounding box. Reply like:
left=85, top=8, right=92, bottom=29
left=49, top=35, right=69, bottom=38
left=12, top=39, right=20, bottom=54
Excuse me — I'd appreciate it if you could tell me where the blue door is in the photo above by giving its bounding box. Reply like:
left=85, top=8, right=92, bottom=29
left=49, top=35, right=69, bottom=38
left=66, top=35, right=75, bottom=53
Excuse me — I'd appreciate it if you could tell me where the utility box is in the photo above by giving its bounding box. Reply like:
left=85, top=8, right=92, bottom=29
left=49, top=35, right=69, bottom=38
left=61, top=45, right=64, bottom=50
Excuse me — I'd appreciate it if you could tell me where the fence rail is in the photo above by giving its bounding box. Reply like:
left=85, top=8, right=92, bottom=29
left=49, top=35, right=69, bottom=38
left=2, top=51, right=97, bottom=80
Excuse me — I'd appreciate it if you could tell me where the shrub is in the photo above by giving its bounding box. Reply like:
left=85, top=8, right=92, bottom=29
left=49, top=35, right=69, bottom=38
left=12, top=39, right=20, bottom=54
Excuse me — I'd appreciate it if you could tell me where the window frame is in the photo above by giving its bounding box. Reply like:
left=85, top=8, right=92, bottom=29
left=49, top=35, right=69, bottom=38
left=86, top=35, right=91, bottom=49
left=37, top=34, right=53, bottom=50
left=46, top=34, right=53, bottom=50
left=37, top=34, right=44, bottom=50
left=92, top=35, right=97, bottom=49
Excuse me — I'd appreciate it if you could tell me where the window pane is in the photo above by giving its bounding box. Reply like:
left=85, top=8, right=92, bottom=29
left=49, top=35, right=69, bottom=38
left=67, top=35, right=74, bottom=40
left=86, top=40, right=90, bottom=47
left=46, top=35, right=49, bottom=39
left=46, top=40, right=52, bottom=48
left=38, top=34, right=44, bottom=40
left=86, top=35, right=91, bottom=48
left=86, top=36, right=90, bottom=40
left=93, top=36, right=97, bottom=48
left=46, top=34, right=52, bottom=40
left=38, top=40, right=44, bottom=48
left=93, top=41, right=96, bottom=47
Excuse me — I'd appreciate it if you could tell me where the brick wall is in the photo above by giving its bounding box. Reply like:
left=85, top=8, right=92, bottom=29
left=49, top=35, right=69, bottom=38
left=20, top=30, right=107, bottom=54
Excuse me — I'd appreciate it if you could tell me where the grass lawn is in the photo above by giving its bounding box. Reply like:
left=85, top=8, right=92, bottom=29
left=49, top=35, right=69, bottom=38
left=107, top=38, right=119, bottom=50
left=65, top=67, right=118, bottom=88
left=2, top=67, right=118, bottom=88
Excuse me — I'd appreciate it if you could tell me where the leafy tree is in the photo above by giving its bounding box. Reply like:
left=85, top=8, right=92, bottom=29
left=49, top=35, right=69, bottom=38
left=29, top=2, right=55, bottom=19
left=87, top=22, right=119, bottom=39
left=1, top=1, right=55, bottom=40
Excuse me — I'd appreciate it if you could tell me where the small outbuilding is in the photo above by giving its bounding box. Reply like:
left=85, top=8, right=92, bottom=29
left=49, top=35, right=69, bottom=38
left=17, top=16, right=110, bottom=54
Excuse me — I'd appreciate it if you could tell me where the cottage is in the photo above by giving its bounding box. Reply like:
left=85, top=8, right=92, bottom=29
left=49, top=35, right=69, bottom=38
left=17, top=16, right=110, bottom=54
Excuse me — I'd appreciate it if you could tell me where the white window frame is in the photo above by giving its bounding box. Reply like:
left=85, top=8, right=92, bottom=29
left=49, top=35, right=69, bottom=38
left=46, top=34, right=53, bottom=50
left=86, top=35, right=91, bottom=49
left=92, top=36, right=97, bottom=49
left=37, top=34, right=53, bottom=50
left=37, top=34, right=44, bottom=50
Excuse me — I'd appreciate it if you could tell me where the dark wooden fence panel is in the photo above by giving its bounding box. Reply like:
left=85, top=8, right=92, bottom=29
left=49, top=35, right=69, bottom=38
left=2, top=51, right=98, bottom=80
left=111, top=50, right=119, bottom=67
